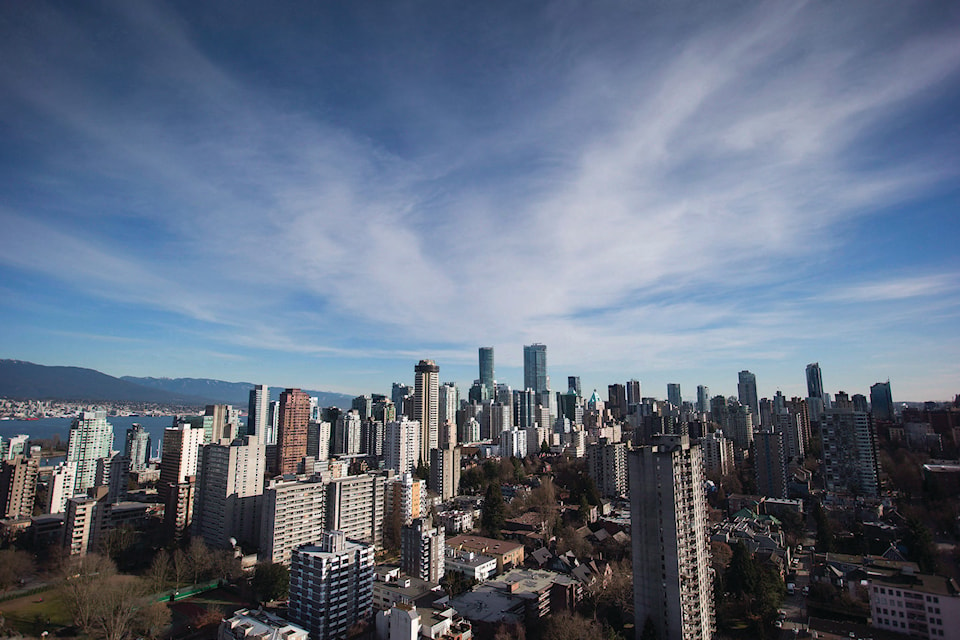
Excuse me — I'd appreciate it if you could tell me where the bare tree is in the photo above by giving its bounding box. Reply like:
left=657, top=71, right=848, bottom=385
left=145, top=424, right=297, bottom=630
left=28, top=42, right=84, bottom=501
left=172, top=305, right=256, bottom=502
left=0, top=549, right=34, bottom=591
left=145, top=549, right=171, bottom=593
left=186, top=537, right=212, bottom=584
left=171, top=548, right=189, bottom=588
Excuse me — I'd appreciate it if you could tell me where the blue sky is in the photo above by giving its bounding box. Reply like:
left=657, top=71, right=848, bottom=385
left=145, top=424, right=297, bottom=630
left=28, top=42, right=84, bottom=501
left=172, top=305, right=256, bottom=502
left=1, top=1, right=959, bottom=402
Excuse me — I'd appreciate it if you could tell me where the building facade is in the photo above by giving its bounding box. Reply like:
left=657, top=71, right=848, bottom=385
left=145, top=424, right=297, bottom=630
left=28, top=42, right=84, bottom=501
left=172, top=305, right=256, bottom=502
left=289, top=531, right=375, bottom=640
left=259, top=475, right=328, bottom=565
left=401, top=517, right=445, bottom=583
left=276, top=389, right=311, bottom=475
left=66, top=411, right=113, bottom=495
left=414, top=360, right=440, bottom=465
left=193, top=435, right=265, bottom=549
left=629, top=435, right=714, bottom=640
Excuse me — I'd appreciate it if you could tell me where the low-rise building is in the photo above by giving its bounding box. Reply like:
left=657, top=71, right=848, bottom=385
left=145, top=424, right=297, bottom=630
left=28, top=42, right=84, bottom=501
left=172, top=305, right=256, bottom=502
left=444, top=548, right=497, bottom=582
left=218, top=608, right=309, bottom=640
left=868, top=571, right=960, bottom=639
left=445, top=535, right=524, bottom=574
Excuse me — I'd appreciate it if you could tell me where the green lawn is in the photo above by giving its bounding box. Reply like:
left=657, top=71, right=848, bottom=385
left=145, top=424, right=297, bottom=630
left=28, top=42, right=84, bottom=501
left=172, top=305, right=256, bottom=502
left=0, top=588, right=75, bottom=637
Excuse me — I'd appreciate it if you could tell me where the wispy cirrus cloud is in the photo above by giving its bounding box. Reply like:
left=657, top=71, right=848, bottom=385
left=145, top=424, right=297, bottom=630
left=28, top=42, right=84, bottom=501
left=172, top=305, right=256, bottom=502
left=1, top=1, right=959, bottom=396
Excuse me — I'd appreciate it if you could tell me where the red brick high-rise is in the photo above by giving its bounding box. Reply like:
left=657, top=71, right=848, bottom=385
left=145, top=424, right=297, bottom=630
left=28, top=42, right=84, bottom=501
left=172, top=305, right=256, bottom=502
left=276, top=389, right=311, bottom=475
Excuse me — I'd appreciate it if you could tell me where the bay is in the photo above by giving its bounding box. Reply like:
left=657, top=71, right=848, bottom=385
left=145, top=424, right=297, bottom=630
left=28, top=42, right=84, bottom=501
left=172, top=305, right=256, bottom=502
left=0, top=415, right=182, bottom=457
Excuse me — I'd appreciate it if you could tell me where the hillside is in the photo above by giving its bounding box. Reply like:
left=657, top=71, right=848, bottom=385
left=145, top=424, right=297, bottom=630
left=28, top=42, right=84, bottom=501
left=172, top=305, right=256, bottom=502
left=0, top=359, right=206, bottom=404
left=123, top=376, right=354, bottom=409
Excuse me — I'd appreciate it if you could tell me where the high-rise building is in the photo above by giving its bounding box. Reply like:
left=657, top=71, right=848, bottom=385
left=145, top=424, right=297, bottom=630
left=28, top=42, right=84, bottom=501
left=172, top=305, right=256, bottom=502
left=386, top=472, right=426, bottom=526
left=523, top=344, right=549, bottom=394
left=569, top=376, right=583, bottom=397
left=667, top=384, right=682, bottom=408
left=95, top=452, right=129, bottom=504
left=586, top=440, right=628, bottom=499
left=696, top=385, right=711, bottom=415
left=820, top=408, right=880, bottom=497
left=726, top=401, right=754, bottom=454
left=517, top=388, right=537, bottom=429
left=775, top=410, right=805, bottom=463
left=259, top=475, right=328, bottom=565
left=276, top=389, right=311, bottom=475
left=160, top=423, right=204, bottom=539
left=193, top=435, right=265, bottom=549
left=203, top=404, right=233, bottom=444
left=66, top=411, right=114, bottom=495
left=870, top=381, right=895, bottom=422
left=626, top=379, right=641, bottom=411
left=326, top=472, right=387, bottom=548
left=46, top=462, right=76, bottom=514
left=479, top=347, right=495, bottom=397
left=259, top=475, right=327, bottom=564
left=806, top=363, right=824, bottom=402
left=737, top=371, right=759, bottom=420
left=629, top=435, right=714, bottom=640
left=414, top=360, right=440, bottom=465
left=247, top=385, right=270, bottom=439
left=500, top=427, right=527, bottom=458
left=124, top=424, right=151, bottom=472
left=384, top=418, right=421, bottom=476
left=0, top=455, right=39, bottom=519
left=352, top=395, right=373, bottom=421
left=289, top=531, right=375, bottom=640
left=401, top=517, right=445, bottom=583
left=429, top=446, right=461, bottom=501
left=333, top=410, right=362, bottom=456
left=608, top=384, right=627, bottom=419
left=438, top=382, right=459, bottom=447
left=753, top=431, right=788, bottom=499
left=700, top=431, right=734, bottom=478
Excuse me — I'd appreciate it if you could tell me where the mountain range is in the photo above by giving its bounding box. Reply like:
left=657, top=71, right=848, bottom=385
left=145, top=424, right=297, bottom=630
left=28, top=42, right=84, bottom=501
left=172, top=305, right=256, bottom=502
left=0, top=359, right=353, bottom=408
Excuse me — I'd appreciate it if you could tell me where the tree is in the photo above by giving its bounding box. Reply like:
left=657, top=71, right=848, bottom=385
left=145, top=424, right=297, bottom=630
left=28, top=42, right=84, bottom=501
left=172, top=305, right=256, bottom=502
left=60, top=554, right=170, bottom=640
left=415, top=459, right=430, bottom=480
left=252, top=562, right=290, bottom=602
left=186, top=537, right=213, bottom=584
left=541, top=611, right=605, bottom=640
left=482, top=482, right=505, bottom=537
left=145, top=549, right=171, bottom=593
left=814, top=502, right=836, bottom=553
left=903, top=516, right=938, bottom=573
left=725, top=542, right=758, bottom=599
left=541, top=440, right=551, bottom=454
left=0, top=549, right=34, bottom=591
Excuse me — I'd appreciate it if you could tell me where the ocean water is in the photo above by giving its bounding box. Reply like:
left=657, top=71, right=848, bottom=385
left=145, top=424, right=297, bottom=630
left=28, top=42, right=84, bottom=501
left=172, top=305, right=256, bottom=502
left=0, top=415, right=179, bottom=457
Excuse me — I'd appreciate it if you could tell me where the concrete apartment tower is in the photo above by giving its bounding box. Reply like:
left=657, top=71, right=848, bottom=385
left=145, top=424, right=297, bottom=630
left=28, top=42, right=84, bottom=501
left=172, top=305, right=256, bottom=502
left=630, top=435, right=714, bottom=640
left=289, top=531, right=375, bottom=640
left=401, top=517, right=445, bottom=583
left=66, top=410, right=113, bottom=495
left=414, top=360, right=440, bottom=465
left=276, top=389, right=310, bottom=475
left=124, top=424, right=151, bottom=472
left=193, top=435, right=266, bottom=549
left=246, top=384, right=270, bottom=439
left=159, top=422, right=204, bottom=540
left=0, top=455, right=39, bottom=519
left=384, top=418, right=421, bottom=476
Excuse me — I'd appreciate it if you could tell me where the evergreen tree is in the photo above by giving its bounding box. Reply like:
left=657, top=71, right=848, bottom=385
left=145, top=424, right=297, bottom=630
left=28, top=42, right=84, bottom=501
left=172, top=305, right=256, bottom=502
left=482, top=482, right=506, bottom=537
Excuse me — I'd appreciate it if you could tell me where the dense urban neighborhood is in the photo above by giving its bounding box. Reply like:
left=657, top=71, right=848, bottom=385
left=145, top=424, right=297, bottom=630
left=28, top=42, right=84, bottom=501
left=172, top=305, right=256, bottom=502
left=0, top=352, right=957, bottom=640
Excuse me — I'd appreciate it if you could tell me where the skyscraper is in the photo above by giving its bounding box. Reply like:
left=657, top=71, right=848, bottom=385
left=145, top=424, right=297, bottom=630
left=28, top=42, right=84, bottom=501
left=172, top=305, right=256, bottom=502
left=870, top=381, right=895, bottom=422
left=276, top=389, right=311, bottom=475
left=438, top=382, right=459, bottom=446
left=124, top=423, right=151, bottom=472
left=805, top=363, right=824, bottom=402
left=738, top=370, right=759, bottom=419
left=696, top=385, right=710, bottom=415
left=479, top=347, right=495, bottom=397
left=0, top=455, right=39, bottom=519
left=608, top=384, right=627, bottom=419
left=569, top=376, right=583, bottom=397
left=630, top=435, right=714, bottom=640
left=666, top=383, right=682, bottom=408
left=429, top=446, right=461, bottom=501
left=820, top=407, right=880, bottom=497
left=626, top=379, right=641, bottom=411
left=246, top=384, right=270, bottom=439
left=523, top=343, right=549, bottom=394
left=414, top=360, right=440, bottom=464
left=66, top=411, right=114, bottom=495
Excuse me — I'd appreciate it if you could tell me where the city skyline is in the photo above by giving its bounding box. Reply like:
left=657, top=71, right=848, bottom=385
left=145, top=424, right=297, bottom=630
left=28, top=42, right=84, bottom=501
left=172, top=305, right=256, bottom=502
left=1, top=2, right=958, bottom=401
